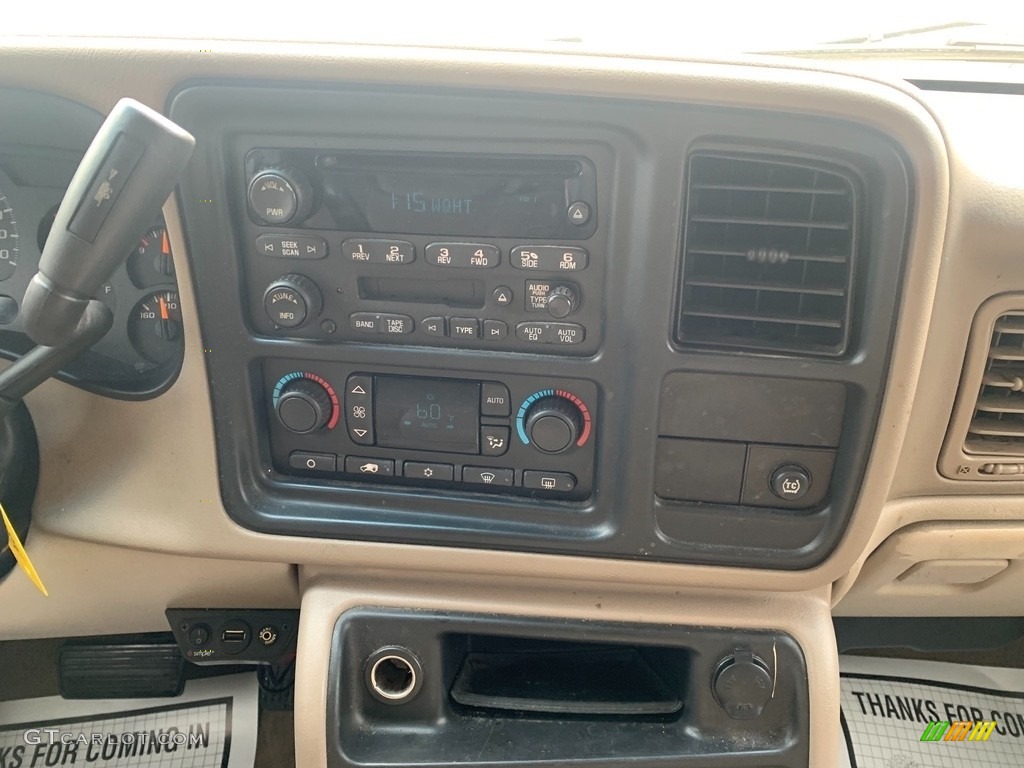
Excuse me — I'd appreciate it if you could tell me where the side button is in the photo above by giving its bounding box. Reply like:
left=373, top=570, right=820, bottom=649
left=288, top=452, right=336, bottom=473
left=522, top=470, right=577, bottom=492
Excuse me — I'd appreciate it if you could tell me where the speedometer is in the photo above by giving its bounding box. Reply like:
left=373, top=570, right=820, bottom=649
left=0, top=188, right=18, bottom=282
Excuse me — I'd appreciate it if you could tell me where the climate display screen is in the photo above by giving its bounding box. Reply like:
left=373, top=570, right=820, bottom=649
left=375, top=375, right=480, bottom=454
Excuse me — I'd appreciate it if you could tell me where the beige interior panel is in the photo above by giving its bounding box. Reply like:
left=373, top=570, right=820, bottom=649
left=0, top=530, right=299, bottom=640
left=296, top=570, right=839, bottom=768
left=835, top=521, right=1024, bottom=616
left=0, top=38, right=949, bottom=599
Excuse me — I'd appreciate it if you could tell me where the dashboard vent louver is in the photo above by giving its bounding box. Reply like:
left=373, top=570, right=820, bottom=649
left=965, top=313, right=1024, bottom=456
left=677, top=152, right=858, bottom=356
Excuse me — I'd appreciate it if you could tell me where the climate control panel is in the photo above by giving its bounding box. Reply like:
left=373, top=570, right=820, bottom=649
left=264, top=360, right=598, bottom=499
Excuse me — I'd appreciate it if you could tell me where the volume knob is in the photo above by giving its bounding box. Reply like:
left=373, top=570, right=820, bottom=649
left=524, top=396, right=583, bottom=454
left=247, top=166, right=313, bottom=225
left=276, top=378, right=332, bottom=434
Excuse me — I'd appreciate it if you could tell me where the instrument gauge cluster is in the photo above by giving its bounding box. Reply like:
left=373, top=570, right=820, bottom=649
left=0, top=87, right=185, bottom=398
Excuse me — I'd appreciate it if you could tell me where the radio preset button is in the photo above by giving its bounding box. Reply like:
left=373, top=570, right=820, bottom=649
left=345, top=374, right=375, bottom=445
left=421, top=316, right=446, bottom=337
left=516, top=321, right=586, bottom=345
left=342, top=238, right=415, bottom=265
left=403, top=462, right=455, bottom=481
left=256, top=233, right=327, bottom=259
left=345, top=456, right=395, bottom=477
left=522, top=470, right=577, bottom=492
left=288, top=451, right=337, bottom=473
left=481, top=425, right=511, bottom=456
left=450, top=317, right=480, bottom=339
left=511, top=246, right=589, bottom=272
left=426, top=242, right=500, bottom=268
left=483, top=320, right=508, bottom=341
left=481, top=383, right=511, bottom=417
left=462, top=466, right=514, bottom=487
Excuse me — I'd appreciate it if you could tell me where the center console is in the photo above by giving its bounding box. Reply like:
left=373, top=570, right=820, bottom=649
left=170, top=82, right=911, bottom=569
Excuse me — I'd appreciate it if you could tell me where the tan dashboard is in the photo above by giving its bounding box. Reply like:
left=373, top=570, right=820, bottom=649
left=0, top=34, right=1022, bottom=768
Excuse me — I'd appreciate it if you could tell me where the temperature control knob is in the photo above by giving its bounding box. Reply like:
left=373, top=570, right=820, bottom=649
left=545, top=285, right=579, bottom=319
left=275, top=378, right=333, bottom=434
left=524, top=396, right=583, bottom=454
left=247, top=167, right=312, bottom=225
left=263, top=273, right=322, bottom=329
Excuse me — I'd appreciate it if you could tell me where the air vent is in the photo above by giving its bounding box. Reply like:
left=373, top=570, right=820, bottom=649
left=677, top=152, right=858, bottom=356
left=965, top=313, right=1024, bottom=456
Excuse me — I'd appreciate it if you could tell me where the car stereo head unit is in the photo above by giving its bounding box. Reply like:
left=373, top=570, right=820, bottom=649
left=236, top=148, right=606, bottom=355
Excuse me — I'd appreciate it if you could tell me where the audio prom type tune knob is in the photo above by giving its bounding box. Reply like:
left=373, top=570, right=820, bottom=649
left=545, top=285, right=580, bottom=319
left=273, top=374, right=339, bottom=434
left=263, top=273, right=323, bottom=329
left=521, top=394, right=589, bottom=454
left=247, top=166, right=313, bottom=225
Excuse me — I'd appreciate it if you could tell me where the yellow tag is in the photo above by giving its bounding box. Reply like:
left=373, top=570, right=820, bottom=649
left=1, top=502, right=48, bottom=596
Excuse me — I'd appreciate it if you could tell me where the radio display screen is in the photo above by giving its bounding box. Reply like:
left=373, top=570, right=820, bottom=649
left=315, top=154, right=594, bottom=238
left=375, top=375, right=480, bottom=454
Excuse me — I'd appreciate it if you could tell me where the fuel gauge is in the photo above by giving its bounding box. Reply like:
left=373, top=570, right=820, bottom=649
left=129, top=289, right=183, bottom=365
left=127, top=225, right=175, bottom=288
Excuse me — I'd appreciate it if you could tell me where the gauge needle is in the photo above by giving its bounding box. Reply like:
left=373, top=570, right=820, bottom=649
left=159, top=296, right=169, bottom=320
left=161, top=229, right=170, bottom=255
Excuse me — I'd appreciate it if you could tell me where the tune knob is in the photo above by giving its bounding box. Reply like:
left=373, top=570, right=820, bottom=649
left=545, top=285, right=579, bottom=319
left=276, top=378, right=333, bottom=434
left=524, top=396, right=583, bottom=454
left=263, top=273, right=322, bottom=329
left=247, top=166, right=313, bottom=225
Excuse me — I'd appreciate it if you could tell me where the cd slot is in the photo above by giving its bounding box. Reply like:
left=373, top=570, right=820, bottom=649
left=358, top=276, right=485, bottom=308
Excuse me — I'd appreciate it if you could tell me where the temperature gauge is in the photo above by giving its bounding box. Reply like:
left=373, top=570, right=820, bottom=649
left=129, top=289, right=183, bottom=365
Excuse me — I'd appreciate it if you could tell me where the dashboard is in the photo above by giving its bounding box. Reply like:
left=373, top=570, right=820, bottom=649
left=2, top=34, right=1024, bottom=768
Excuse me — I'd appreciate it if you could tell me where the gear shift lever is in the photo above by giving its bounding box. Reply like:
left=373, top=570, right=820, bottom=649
left=0, top=99, right=194, bottom=417
left=22, top=99, right=194, bottom=346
